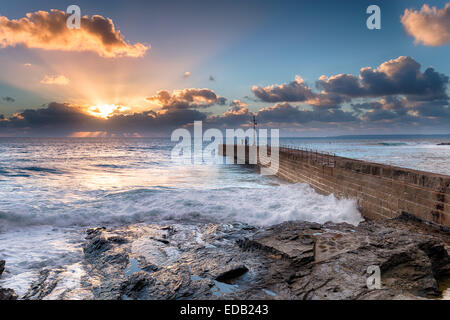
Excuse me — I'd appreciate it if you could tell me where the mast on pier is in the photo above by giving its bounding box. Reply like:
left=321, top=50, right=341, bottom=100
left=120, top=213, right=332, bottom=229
left=252, top=115, right=257, bottom=146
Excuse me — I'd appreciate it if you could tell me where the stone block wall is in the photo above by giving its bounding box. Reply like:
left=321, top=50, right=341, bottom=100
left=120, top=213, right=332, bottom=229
left=220, top=144, right=450, bottom=227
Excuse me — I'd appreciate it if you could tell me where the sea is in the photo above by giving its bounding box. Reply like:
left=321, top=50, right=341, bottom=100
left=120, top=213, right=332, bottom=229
left=0, top=135, right=449, bottom=296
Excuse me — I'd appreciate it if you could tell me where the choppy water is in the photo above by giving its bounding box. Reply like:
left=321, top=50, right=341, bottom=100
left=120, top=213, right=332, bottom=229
left=282, top=135, right=450, bottom=175
left=0, top=136, right=448, bottom=296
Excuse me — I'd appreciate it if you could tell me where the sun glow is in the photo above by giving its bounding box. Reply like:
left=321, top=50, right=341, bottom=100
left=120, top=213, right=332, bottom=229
left=87, top=104, right=130, bottom=119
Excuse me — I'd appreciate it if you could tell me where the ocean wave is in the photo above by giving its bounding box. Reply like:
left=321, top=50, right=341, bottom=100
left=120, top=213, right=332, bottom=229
left=377, top=142, right=408, bottom=146
left=93, top=164, right=129, bottom=169
left=20, top=166, right=65, bottom=174
left=0, top=183, right=363, bottom=230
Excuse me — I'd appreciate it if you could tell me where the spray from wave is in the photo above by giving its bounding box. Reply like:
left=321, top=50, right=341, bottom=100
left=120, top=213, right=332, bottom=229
left=0, top=183, right=363, bottom=229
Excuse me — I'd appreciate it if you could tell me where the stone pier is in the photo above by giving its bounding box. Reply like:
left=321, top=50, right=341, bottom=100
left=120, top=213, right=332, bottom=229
left=219, top=144, right=450, bottom=228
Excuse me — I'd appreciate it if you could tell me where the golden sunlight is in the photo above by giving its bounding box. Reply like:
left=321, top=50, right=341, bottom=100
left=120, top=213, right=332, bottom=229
left=87, top=104, right=130, bottom=119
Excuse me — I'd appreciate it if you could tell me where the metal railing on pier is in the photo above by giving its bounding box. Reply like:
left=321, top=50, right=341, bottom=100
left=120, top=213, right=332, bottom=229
left=279, top=144, right=336, bottom=168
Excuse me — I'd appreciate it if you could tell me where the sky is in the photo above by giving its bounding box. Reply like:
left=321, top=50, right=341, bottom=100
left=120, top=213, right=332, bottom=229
left=0, top=0, right=449, bottom=137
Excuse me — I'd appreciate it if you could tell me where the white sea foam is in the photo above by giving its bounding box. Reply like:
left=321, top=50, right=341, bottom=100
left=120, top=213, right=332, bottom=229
left=0, top=183, right=363, bottom=229
left=0, top=226, right=84, bottom=297
left=139, top=183, right=363, bottom=226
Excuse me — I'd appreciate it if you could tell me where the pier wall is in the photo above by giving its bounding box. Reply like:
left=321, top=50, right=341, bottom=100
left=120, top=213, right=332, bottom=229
left=219, top=144, right=450, bottom=227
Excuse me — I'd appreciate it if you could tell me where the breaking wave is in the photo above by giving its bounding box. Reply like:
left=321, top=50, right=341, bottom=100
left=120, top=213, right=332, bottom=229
left=0, top=183, right=363, bottom=229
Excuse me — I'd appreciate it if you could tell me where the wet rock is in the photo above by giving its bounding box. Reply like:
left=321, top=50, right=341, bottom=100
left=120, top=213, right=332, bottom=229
left=23, top=269, right=60, bottom=300
left=0, top=260, right=4, bottom=277
left=215, top=265, right=249, bottom=284
left=121, top=272, right=151, bottom=300
left=14, top=217, right=450, bottom=300
left=141, top=264, right=159, bottom=273
left=152, top=237, right=170, bottom=245
left=83, top=237, right=113, bottom=258
left=0, top=288, right=17, bottom=300
left=0, top=260, right=18, bottom=300
left=238, top=219, right=450, bottom=299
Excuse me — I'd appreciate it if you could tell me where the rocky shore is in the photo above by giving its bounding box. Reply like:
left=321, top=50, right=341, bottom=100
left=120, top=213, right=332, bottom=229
left=1, top=214, right=450, bottom=300
left=0, top=260, right=17, bottom=300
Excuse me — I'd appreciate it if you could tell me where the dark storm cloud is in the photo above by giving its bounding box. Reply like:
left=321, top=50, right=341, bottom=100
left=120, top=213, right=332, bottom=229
left=352, top=96, right=409, bottom=116
left=317, top=56, right=449, bottom=101
left=2, top=96, right=15, bottom=103
left=1, top=96, right=448, bottom=136
left=256, top=103, right=357, bottom=124
left=252, top=76, right=345, bottom=108
left=352, top=95, right=450, bottom=125
left=316, top=74, right=362, bottom=97
left=248, top=56, right=449, bottom=130
left=414, top=100, right=450, bottom=119
left=253, top=57, right=449, bottom=111
left=360, top=109, right=398, bottom=122
left=1, top=102, right=94, bottom=129
left=0, top=102, right=207, bottom=136
left=208, top=102, right=357, bottom=128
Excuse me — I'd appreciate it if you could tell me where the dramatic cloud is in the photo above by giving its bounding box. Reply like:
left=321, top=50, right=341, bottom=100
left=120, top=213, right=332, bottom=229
left=2, top=96, right=15, bottom=103
left=316, top=56, right=449, bottom=101
left=401, top=4, right=450, bottom=46
left=352, top=95, right=450, bottom=124
left=256, top=103, right=357, bottom=124
left=256, top=103, right=302, bottom=123
left=252, top=76, right=315, bottom=103
left=207, top=104, right=253, bottom=127
left=352, top=96, right=408, bottom=115
left=0, top=103, right=92, bottom=130
left=252, top=76, right=347, bottom=108
left=1, top=96, right=448, bottom=136
left=108, top=108, right=207, bottom=131
left=147, top=88, right=224, bottom=110
left=0, top=10, right=148, bottom=58
left=2, top=55, right=449, bottom=136
left=352, top=97, right=410, bottom=122
left=207, top=102, right=357, bottom=128
left=255, top=57, right=448, bottom=109
left=249, top=56, right=449, bottom=130
left=229, top=99, right=248, bottom=108
left=0, top=102, right=207, bottom=136
left=414, top=100, right=450, bottom=119
left=40, top=75, right=70, bottom=86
